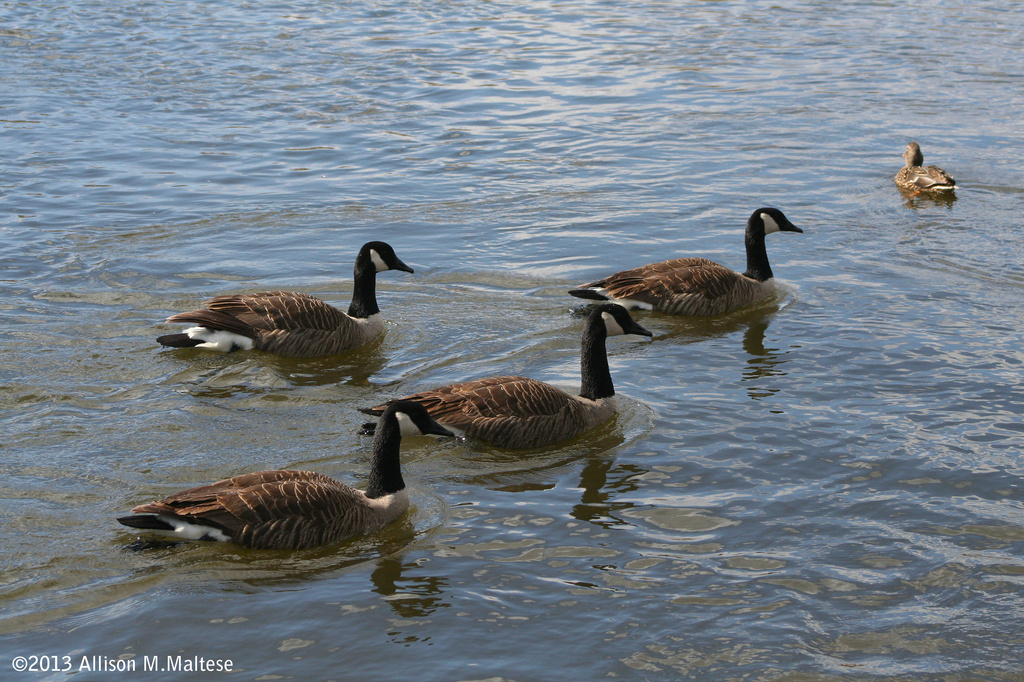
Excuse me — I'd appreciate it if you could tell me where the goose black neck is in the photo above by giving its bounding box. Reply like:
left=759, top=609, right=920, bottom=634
left=364, top=415, right=405, bottom=498
left=578, top=318, right=614, bottom=401
left=743, top=225, right=773, bottom=282
left=347, top=255, right=380, bottom=319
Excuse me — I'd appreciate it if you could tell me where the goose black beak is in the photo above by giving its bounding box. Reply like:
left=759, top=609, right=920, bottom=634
left=425, top=421, right=456, bottom=438
left=628, top=321, right=654, bottom=338
left=782, top=223, right=803, bottom=234
left=394, top=258, right=415, bottom=274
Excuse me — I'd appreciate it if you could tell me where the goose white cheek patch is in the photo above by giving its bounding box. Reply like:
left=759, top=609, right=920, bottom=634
left=395, top=411, right=418, bottom=436
left=370, top=249, right=388, bottom=272
left=761, top=213, right=780, bottom=234
left=601, top=311, right=626, bottom=336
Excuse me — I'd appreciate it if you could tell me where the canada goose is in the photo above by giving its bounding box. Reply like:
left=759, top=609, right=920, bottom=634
left=895, top=142, right=956, bottom=192
left=156, top=241, right=413, bottom=358
left=360, top=304, right=652, bottom=449
left=568, top=208, right=802, bottom=316
left=117, top=401, right=453, bottom=550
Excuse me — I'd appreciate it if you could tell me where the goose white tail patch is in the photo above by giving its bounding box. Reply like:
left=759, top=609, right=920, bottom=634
left=761, top=212, right=780, bottom=234
left=185, top=327, right=255, bottom=352
left=589, top=289, right=653, bottom=311
left=610, top=298, right=653, bottom=311
left=157, top=515, right=231, bottom=542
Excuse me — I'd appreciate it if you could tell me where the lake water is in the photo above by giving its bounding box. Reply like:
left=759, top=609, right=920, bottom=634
left=3, top=1, right=1024, bottom=679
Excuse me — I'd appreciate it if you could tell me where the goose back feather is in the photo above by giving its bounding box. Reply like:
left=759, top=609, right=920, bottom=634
left=568, top=208, right=802, bottom=316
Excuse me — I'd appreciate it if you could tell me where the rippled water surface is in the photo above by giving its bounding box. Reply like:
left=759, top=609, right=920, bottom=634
left=3, top=1, right=1024, bottom=679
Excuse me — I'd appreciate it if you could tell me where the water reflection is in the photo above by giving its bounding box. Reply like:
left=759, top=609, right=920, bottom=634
left=262, top=336, right=391, bottom=388
left=595, top=296, right=785, bottom=346
left=454, top=414, right=644, bottom=492
left=570, top=455, right=646, bottom=529
left=160, top=334, right=391, bottom=398
left=116, top=515, right=425, bottom=588
left=369, top=555, right=449, bottom=619
left=602, top=298, right=794, bottom=401
left=899, top=188, right=958, bottom=210
left=739, top=317, right=791, bottom=401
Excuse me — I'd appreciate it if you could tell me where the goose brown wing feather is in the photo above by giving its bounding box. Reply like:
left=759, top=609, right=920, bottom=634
left=394, top=377, right=605, bottom=449
left=451, top=376, right=576, bottom=419
left=206, top=291, right=352, bottom=332
left=225, top=476, right=383, bottom=549
left=380, top=376, right=576, bottom=425
left=163, top=309, right=258, bottom=339
left=254, top=327, right=368, bottom=357
left=215, top=474, right=347, bottom=523
left=597, top=258, right=739, bottom=302
left=582, top=257, right=715, bottom=288
left=384, top=376, right=609, bottom=448
left=130, top=470, right=367, bottom=549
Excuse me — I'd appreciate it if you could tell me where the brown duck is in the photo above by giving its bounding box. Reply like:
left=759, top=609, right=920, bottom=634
left=895, top=142, right=956, bottom=192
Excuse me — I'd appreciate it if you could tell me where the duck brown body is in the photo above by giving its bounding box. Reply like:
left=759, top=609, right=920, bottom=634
left=895, top=142, right=956, bottom=192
